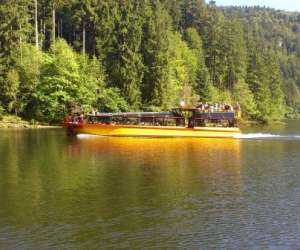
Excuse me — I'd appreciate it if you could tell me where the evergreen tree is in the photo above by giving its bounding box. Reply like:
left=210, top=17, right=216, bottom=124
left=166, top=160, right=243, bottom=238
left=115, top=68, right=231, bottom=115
left=4, top=69, right=20, bottom=115
left=141, top=0, right=173, bottom=109
left=69, top=0, right=98, bottom=54
left=246, top=37, right=272, bottom=121
left=180, top=0, right=206, bottom=30
left=0, top=0, right=33, bottom=111
left=97, top=0, right=144, bottom=110
left=265, top=49, right=285, bottom=119
left=0, top=1, right=300, bottom=122
left=183, top=27, right=214, bottom=102
left=169, top=32, right=199, bottom=106
left=202, top=2, right=226, bottom=89
left=232, top=79, right=257, bottom=119
left=221, top=17, right=247, bottom=90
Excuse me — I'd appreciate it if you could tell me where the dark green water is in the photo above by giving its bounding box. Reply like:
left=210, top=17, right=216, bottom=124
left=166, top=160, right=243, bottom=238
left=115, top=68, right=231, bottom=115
left=0, top=121, right=300, bottom=249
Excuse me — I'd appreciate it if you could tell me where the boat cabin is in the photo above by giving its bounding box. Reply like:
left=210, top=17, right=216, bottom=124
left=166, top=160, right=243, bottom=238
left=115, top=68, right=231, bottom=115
left=85, top=107, right=238, bottom=128
left=87, top=111, right=185, bottom=127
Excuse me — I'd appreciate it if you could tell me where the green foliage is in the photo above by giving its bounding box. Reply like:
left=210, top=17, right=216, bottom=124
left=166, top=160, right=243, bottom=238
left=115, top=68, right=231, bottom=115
left=195, top=67, right=216, bottom=102
left=5, top=69, right=20, bottom=115
left=96, top=0, right=144, bottom=110
left=0, top=0, right=299, bottom=123
left=95, top=88, right=128, bottom=113
left=36, top=39, right=106, bottom=121
left=169, top=32, right=199, bottom=106
left=184, top=28, right=203, bottom=55
left=0, top=105, right=4, bottom=120
left=15, top=43, right=44, bottom=118
left=246, top=47, right=271, bottom=122
left=0, top=0, right=33, bottom=66
left=232, top=79, right=257, bottom=119
left=284, top=79, right=300, bottom=114
left=141, top=1, right=173, bottom=109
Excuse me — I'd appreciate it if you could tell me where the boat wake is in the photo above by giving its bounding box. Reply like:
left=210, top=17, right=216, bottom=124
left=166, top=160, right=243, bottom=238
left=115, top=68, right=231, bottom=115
left=75, top=133, right=300, bottom=141
left=76, top=134, right=103, bottom=139
left=234, top=133, right=300, bottom=140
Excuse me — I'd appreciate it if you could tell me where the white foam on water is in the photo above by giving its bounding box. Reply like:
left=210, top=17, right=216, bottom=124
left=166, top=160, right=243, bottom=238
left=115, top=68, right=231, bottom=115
left=234, top=133, right=282, bottom=139
left=76, top=134, right=102, bottom=139
left=75, top=133, right=300, bottom=140
left=235, top=133, right=300, bottom=140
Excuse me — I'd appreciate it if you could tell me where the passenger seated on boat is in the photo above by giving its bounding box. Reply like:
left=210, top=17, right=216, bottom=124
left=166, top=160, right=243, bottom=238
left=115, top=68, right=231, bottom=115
left=78, top=114, right=84, bottom=123
left=188, top=117, right=195, bottom=128
left=64, top=115, right=72, bottom=123
left=204, top=103, right=209, bottom=111
left=196, top=103, right=204, bottom=110
left=176, top=118, right=184, bottom=126
left=224, top=104, right=230, bottom=111
left=72, top=116, right=78, bottom=123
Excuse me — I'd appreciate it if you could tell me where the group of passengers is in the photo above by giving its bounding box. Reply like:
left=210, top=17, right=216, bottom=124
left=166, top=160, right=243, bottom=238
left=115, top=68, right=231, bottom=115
left=64, top=103, right=242, bottom=125
left=196, top=102, right=241, bottom=112
left=63, top=114, right=84, bottom=124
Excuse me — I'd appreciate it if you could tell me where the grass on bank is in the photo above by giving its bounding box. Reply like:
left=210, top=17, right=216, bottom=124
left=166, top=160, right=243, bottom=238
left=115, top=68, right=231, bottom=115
left=0, top=115, right=59, bottom=128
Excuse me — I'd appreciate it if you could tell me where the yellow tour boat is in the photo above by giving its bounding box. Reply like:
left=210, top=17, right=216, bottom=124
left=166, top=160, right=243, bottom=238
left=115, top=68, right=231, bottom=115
left=63, top=107, right=241, bottom=138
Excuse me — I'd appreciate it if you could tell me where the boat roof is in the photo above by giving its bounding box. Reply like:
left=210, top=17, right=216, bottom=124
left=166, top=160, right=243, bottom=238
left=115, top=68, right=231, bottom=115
left=88, top=111, right=177, bottom=118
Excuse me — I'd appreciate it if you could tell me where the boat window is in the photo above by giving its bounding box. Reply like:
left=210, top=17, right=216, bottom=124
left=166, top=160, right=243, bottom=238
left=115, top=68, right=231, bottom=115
left=154, top=117, right=164, bottom=126
left=194, top=118, right=235, bottom=127
left=140, top=117, right=154, bottom=126
left=124, top=117, right=140, bottom=125
left=96, top=116, right=111, bottom=124
left=111, top=116, right=125, bottom=125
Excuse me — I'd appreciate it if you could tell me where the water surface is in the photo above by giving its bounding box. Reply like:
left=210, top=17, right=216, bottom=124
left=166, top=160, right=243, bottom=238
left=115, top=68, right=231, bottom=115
left=0, top=121, right=300, bottom=249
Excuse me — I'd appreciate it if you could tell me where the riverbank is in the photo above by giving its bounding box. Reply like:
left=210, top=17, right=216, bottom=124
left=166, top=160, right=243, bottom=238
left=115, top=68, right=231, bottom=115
left=0, top=115, right=60, bottom=129
left=0, top=114, right=291, bottom=129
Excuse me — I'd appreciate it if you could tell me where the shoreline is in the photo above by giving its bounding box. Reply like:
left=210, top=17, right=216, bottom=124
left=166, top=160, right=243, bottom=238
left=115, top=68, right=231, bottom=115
left=0, top=123, right=61, bottom=129
left=0, top=116, right=60, bottom=129
left=0, top=115, right=296, bottom=129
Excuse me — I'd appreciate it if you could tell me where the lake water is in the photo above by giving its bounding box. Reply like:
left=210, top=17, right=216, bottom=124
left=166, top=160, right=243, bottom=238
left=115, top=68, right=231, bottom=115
left=0, top=121, right=300, bottom=249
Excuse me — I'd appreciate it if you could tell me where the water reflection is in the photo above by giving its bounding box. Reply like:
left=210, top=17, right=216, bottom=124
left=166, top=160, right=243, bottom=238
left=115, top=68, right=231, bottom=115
left=0, top=131, right=243, bottom=248
left=66, top=136, right=242, bottom=196
left=4, top=128, right=300, bottom=248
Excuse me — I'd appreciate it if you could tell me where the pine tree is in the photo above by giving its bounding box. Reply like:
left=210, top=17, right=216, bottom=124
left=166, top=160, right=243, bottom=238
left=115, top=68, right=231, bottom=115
left=221, top=17, right=247, bottom=90
left=95, top=0, right=144, bottom=110
left=180, top=0, right=206, bottom=30
left=0, top=0, right=33, bottom=111
left=265, top=49, right=285, bottom=119
left=4, top=69, right=20, bottom=115
left=141, top=0, right=173, bottom=109
left=246, top=35, right=272, bottom=122
left=183, top=27, right=213, bottom=102
left=70, top=0, right=98, bottom=54
left=202, top=2, right=226, bottom=89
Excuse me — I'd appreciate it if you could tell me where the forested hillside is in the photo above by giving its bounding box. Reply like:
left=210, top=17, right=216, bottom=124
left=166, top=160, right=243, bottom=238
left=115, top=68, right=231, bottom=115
left=0, top=0, right=299, bottom=123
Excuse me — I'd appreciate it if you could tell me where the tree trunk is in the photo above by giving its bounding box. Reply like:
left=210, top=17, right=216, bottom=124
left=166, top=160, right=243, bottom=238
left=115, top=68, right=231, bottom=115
left=35, top=0, right=38, bottom=48
left=42, top=20, right=46, bottom=49
left=52, top=7, right=56, bottom=43
left=57, top=18, right=60, bottom=37
left=19, top=24, right=23, bottom=64
left=82, top=21, right=86, bottom=54
left=60, top=19, right=63, bottom=37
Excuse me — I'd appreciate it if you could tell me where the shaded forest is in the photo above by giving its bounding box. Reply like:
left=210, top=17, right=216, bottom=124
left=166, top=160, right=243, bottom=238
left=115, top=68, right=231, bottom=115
left=0, top=0, right=300, bottom=122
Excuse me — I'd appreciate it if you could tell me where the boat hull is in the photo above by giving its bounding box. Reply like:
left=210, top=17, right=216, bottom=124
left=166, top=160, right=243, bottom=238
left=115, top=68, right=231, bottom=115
left=64, top=123, right=241, bottom=138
